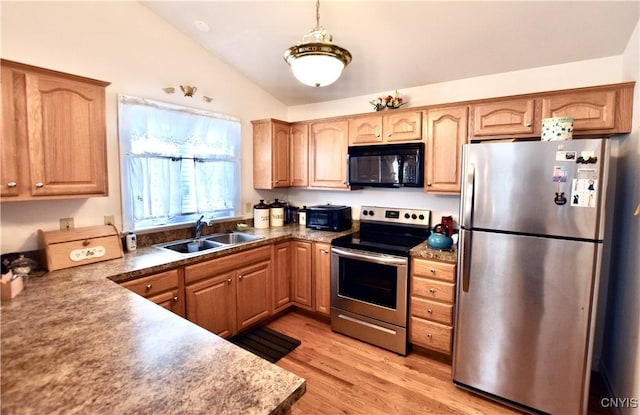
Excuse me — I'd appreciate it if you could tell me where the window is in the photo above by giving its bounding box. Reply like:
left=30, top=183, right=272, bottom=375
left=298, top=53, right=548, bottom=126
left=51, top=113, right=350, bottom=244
left=118, top=96, right=241, bottom=231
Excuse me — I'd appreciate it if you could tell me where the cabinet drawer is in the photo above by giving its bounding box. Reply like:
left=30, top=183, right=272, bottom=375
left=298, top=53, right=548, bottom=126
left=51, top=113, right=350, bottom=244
left=122, top=269, right=179, bottom=298
left=410, top=316, right=452, bottom=354
left=411, top=297, right=453, bottom=325
left=412, top=258, right=455, bottom=282
left=411, top=276, right=455, bottom=302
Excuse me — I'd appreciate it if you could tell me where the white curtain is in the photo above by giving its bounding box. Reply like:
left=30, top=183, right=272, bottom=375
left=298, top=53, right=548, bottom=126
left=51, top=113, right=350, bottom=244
left=118, top=96, right=241, bottom=230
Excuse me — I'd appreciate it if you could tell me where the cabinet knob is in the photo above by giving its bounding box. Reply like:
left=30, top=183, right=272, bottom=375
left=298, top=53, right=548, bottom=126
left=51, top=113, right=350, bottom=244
left=376, top=132, right=381, bottom=138
left=7, top=182, right=17, bottom=188
left=430, top=268, right=436, bottom=273
left=525, top=122, right=532, bottom=127
left=427, top=333, right=433, bottom=338
left=35, top=182, right=44, bottom=188
left=227, top=278, right=232, bottom=284
left=145, top=284, right=152, bottom=291
left=321, top=249, right=329, bottom=254
left=238, top=275, right=243, bottom=280
left=172, top=296, right=178, bottom=302
left=429, top=288, right=435, bottom=293
left=426, top=182, right=432, bottom=187
left=427, top=309, right=433, bottom=314
left=387, top=133, right=392, bottom=138
left=274, top=180, right=279, bottom=184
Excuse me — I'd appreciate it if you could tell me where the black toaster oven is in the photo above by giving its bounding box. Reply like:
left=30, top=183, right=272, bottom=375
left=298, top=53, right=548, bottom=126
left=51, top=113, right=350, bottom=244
left=305, top=205, right=352, bottom=232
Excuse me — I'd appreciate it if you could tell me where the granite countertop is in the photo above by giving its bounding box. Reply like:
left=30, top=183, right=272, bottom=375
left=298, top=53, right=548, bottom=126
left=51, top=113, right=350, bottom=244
left=1, top=224, right=354, bottom=415
left=1, top=223, right=455, bottom=414
left=411, top=242, right=458, bottom=264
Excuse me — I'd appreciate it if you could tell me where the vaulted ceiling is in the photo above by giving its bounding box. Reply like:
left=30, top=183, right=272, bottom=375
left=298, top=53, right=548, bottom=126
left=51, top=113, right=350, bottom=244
left=142, top=1, right=639, bottom=106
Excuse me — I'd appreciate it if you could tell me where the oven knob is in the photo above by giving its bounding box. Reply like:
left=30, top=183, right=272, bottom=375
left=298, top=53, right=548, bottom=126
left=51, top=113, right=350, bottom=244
left=368, top=210, right=374, bottom=216
left=404, top=213, right=410, bottom=219
left=419, top=214, right=425, bottom=220
left=363, top=210, right=369, bottom=216
left=411, top=214, right=417, bottom=220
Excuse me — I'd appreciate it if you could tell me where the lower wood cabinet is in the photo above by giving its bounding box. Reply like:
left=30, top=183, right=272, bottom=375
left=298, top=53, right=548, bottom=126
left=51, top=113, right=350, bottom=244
left=121, top=268, right=185, bottom=317
left=184, top=245, right=272, bottom=338
left=291, top=240, right=313, bottom=309
left=409, top=258, right=457, bottom=356
left=313, top=242, right=331, bottom=316
left=273, top=242, right=292, bottom=313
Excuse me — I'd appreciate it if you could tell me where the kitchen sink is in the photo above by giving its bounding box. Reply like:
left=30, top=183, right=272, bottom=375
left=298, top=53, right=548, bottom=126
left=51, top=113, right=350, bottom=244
left=205, top=232, right=263, bottom=245
left=156, top=232, right=264, bottom=255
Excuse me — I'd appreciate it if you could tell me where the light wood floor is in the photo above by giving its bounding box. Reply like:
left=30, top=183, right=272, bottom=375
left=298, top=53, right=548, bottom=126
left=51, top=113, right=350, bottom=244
left=267, top=311, right=613, bottom=415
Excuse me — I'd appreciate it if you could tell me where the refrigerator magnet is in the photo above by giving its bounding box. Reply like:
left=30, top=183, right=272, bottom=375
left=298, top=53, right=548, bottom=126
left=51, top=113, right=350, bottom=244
left=555, top=151, right=577, bottom=161
left=552, top=166, right=568, bottom=182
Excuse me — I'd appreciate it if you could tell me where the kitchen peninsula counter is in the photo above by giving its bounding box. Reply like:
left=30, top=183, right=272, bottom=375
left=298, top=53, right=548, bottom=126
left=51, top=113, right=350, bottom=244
left=0, top=224, right=355, bottom=414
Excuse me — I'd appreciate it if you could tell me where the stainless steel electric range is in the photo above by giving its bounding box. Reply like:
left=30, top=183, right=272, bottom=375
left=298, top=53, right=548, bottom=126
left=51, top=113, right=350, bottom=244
left=330, top=205, right=431, bottom=355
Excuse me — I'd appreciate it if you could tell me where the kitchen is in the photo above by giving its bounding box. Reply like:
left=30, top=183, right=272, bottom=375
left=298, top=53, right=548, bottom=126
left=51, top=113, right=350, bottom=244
left=1, top=1, right=639, bottom=414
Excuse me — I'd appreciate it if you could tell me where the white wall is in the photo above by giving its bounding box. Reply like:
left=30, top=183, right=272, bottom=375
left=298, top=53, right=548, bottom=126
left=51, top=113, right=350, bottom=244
left=0, top=1, right=285, bottom=253
left=602, top=18, right=640, bottom=415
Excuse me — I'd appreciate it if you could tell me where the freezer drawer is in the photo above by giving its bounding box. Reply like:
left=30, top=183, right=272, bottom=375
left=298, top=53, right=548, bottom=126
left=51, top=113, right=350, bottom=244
left=453, top=229, right=601, bottom=414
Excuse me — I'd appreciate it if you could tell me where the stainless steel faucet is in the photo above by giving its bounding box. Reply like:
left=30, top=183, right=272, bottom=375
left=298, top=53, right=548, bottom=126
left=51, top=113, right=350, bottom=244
left=194, top=215, right=208, bottom=238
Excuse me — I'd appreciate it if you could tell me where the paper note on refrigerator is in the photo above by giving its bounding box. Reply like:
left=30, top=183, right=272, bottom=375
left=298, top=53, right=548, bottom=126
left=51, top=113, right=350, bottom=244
left=570, top=179, right=597, bottom=208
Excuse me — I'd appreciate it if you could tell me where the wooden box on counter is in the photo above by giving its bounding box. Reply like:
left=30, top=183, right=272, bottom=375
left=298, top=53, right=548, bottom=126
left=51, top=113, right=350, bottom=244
left=39, top=225, right=123, bottom=271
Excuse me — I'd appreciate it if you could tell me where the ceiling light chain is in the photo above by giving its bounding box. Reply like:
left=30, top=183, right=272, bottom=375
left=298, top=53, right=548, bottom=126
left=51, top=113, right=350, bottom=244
left=284, top=0, right=352, bottom=88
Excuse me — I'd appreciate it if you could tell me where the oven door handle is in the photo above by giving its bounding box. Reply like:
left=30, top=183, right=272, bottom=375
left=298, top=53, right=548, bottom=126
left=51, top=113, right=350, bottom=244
left=331, top=247, right=408, bottom=266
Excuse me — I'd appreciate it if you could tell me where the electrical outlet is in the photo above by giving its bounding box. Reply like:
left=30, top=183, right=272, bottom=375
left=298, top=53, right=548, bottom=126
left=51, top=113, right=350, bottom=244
left=104, top=215, right=115, bottom=225
left=59, top=218, right=75, bottom=230
left=245, top=202, right=252, bottom=213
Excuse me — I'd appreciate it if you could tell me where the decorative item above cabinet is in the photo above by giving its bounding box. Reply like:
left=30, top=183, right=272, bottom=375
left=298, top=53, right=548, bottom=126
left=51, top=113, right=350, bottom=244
left=1, top=59, right=110, bottom=201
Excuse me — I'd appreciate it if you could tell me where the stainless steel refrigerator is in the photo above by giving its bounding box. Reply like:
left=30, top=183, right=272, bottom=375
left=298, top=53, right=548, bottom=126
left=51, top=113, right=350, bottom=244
left=452, top=139, right=613, bottom=414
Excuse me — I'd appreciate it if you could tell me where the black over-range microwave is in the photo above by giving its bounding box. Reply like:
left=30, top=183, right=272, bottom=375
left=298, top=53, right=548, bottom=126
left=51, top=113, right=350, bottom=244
left=347, top=143, right=424, bottom=188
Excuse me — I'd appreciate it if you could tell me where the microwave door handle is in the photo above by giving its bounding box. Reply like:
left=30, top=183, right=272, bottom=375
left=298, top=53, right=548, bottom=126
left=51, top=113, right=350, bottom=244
left=345, top=153, right=350, bottom=186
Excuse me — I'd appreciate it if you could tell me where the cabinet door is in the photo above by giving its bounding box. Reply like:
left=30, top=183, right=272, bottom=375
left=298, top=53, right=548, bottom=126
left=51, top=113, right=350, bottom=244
left=290, top=123, right=309, bottom=187
left=349, top=115, right=383, bottom=145
left=291, top=240, right=313, bottom=308
left=1, top=67, right=21, bottom=197
left=471, top=98, right=536, bottom=137
left=148, top=289, right=183, bottom=317
left=273, top=242, right=292, bottom=313
left=236, top=259, right=271, bottom=331
left=309, top=120, right=349, bottom=189
left=541, top=89, right=616, bottom=132
left=272, top=121, right=291, bottom=187
left=25, top=72, right=108, bottom=197
left=313, top=242, right=331, bottom=316
left=186, top=272, right=237, bottom=338
left=383, top=111, right=423, bottom=142
left=425, top=106, right=468, bottom=194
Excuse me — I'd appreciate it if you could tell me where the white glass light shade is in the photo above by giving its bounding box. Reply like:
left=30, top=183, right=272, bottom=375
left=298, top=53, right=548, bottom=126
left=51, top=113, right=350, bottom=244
left=289, top=54, right=345, bottom=87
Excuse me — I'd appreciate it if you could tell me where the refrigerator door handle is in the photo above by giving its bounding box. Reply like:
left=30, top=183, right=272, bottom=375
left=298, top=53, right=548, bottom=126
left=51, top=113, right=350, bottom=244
left=462, top=163, right=475, bottom=228
left=460, top=230, right=472, bottom=292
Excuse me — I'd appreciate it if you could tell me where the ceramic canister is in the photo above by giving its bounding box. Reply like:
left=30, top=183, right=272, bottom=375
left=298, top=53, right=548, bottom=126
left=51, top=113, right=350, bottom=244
left=269, top=199, right=285, bottom=227
left=253, top=200, right=270, bottom=229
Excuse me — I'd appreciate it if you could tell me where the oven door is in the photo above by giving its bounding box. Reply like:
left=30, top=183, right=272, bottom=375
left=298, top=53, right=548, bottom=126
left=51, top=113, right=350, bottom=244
left=331, top=246, right=408, bottom=327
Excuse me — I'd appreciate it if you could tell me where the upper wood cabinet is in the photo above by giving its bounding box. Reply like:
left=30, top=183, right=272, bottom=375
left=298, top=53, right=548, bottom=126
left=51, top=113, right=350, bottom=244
left=425, top=106, right=468, bottom=194
left=1, top=59, right=110, bottom=201
left=469, top=83, right=634, bottom=141
left=309, top=119, right=349, bottom=189
left=349, top=110, right=423, bottom=145
left=252, top=119, right=290, bottom=189
left=290, top=122, right=309, bottom=187
left=471, top=98, right=536, bottom=137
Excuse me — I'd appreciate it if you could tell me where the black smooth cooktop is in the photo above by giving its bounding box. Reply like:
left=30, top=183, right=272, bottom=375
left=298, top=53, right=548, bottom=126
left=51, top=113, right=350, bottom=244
left=331, top=222, right=429, bottom=257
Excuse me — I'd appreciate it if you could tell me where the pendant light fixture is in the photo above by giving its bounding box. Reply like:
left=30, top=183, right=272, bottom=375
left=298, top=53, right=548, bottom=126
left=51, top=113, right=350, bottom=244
left=283, top=0, right=352, bottom=87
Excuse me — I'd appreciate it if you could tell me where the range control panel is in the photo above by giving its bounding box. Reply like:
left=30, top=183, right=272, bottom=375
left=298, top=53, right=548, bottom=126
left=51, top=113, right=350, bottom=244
left=360, top=205, right=431, bottom=227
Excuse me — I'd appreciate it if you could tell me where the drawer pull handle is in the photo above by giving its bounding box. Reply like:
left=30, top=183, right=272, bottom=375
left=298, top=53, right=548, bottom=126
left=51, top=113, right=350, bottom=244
left=7, top=182, right=17, bottom=188
left=82, top=239, right=91, bottom=247
left=145, top=284, right=152, bottom=291
left=35, top=182, right=44, bottom=188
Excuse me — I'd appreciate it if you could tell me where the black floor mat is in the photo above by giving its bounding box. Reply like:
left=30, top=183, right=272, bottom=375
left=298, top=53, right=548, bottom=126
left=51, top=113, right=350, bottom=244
left=229, top=326, right=301, bottom=363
